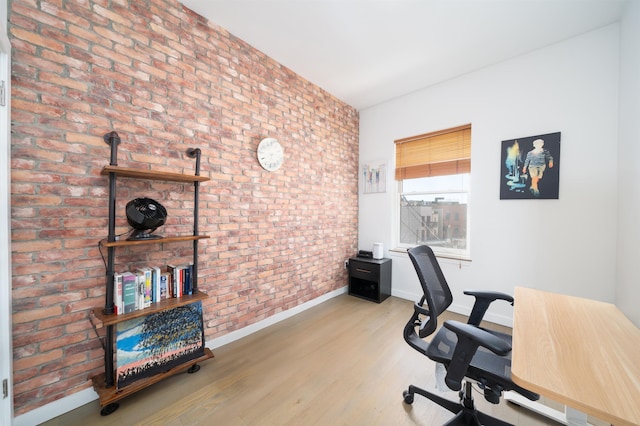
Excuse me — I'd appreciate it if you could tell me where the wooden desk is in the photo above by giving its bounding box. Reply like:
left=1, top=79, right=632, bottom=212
left=511, top=287, right=640, bottom=426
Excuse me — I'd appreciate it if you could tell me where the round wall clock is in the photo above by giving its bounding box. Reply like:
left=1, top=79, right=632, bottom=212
left=257, top=137, right=284, bottom=172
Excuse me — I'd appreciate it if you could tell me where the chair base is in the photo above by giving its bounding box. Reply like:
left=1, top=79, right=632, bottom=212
left=403, top=381, right=513, bottom=426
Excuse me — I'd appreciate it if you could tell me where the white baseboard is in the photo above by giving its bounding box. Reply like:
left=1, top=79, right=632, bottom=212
left=207, top=286, right=348, bottom=349
left=14, top=387, right=98, bottom=426
left=391, top=288, right=420, bottom=303
left=13, top=286, right=348, bottom=426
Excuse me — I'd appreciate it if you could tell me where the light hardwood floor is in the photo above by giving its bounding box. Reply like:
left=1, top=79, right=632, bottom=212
left=42, top=295, right=597, bottom=425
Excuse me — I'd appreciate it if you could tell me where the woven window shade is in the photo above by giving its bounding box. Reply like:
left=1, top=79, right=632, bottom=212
left=395, top=124, right=471, bottom=180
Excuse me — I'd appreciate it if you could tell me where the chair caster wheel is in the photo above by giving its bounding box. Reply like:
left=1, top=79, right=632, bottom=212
left=100, top=403, right=119, bottom=416
left=403, top=390, right=414, bottom=404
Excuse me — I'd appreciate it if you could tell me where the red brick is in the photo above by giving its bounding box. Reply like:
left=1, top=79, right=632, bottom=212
left=10, top=27, right=66, bottom=52
left=13, top=306, right=64, bottom=325
left=13, top=349, right=64, bottom=373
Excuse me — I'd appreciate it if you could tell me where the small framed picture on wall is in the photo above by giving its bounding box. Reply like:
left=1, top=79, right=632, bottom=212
left=362, top=161, right=387, bottom=194
left=500, top=132, right=561, bottom=200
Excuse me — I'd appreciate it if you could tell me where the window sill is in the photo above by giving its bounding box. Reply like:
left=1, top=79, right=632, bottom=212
left=390, top=247, right=472, bottom=263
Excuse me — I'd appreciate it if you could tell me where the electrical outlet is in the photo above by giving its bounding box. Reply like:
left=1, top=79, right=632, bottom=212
left=344, top=260, right=349, bottom=269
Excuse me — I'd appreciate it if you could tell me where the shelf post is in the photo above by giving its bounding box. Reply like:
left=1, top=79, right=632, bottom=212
left=103, top=132, right=121, bottom=387
left=187, top=148, right=201, bottom=293
left=104, top=131, right=120, bottom=167
left=103, top=132, right=120, bottom=313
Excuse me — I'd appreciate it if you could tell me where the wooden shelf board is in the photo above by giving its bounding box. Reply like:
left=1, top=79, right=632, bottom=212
left=101, top=165, right=210, bottom=183
left=90, top=348, right=214, bottom=407
left=101, top=234, right=209, bottom=248
left=92, top=291, right=209, bottom=326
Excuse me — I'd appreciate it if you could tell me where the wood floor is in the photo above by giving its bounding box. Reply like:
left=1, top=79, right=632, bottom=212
left=42, top=295, right=597, bottom=425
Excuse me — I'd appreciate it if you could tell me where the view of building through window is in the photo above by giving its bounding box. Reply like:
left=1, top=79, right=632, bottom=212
left=399, top=175, right=469, bottom=253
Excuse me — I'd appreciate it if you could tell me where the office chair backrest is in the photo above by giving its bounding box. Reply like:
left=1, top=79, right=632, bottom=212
left=408, top=245, right=453, bottom=338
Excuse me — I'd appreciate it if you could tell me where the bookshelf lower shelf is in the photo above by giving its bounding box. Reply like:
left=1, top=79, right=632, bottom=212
left=92, top=291, right=209, bottom=326
left=90, top=348, right=214, bottom=407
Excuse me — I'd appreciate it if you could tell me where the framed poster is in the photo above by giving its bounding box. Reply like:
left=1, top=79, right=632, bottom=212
left=116, top=302, right=205, bottom=389
left=362, top=161, right=387, bottom=194
left=500, top=132, right=561, bottom=200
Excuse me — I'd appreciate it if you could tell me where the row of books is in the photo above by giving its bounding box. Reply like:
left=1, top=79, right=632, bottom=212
left=113, top=264, right=195, bottom=315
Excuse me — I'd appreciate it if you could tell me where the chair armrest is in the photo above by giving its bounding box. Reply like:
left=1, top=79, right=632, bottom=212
left=464, top=290, right=514, bottom=326
left=442, top=320, right=512, bottom=391
left=463, top=290, right=514, bottom=303
left=444, top=320, right=511, bottom=355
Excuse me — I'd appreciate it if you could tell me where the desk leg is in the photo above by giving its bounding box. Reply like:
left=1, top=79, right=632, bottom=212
left=566, top=406, right=589, bottom=425
left=504, top=391, right=592, bottom=426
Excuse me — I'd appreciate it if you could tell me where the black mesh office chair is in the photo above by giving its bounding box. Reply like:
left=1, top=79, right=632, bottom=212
left=402, top=245, right=539, bottom=426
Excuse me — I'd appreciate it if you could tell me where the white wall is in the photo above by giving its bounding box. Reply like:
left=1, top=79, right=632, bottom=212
left=359, top=24, right=621, bottom=326
left=616, top=0, right=640, bottom=327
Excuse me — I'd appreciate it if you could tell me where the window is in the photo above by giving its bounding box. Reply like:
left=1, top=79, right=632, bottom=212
left=395, top=124, right=471, bottom=259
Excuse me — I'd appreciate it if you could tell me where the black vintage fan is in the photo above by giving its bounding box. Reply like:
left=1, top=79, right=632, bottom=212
left=125, top=197, right=167, bottom=241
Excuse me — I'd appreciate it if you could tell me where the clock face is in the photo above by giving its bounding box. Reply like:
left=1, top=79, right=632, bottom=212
left=257, top=138, right=284, bottom=172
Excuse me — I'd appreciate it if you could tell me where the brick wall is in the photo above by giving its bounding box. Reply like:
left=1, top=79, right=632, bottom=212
left=9, top=0, right=359, bottom=416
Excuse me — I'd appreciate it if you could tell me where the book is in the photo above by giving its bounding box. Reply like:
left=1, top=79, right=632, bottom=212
left=179, top=267, right=186, bottom=296
left=113, top=272, right=123, bottom=315
left=183, top=264, right=193, bottom=295
left=159, top=273, right=168, bottom=300
left=167, top=264, right=180, bottom=298
left=152, top=266, right=161, bottom=303
left=135, top=272, right=145, bottom=310
left=137, top=267, right=152, bottom=308
left=122, top=272, right=137, bottom=314
left=167, top=270, right=174, bottom=299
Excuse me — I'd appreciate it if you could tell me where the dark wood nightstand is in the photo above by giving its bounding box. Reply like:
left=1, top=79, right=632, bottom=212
left=348, top=257, right=392, bottom=303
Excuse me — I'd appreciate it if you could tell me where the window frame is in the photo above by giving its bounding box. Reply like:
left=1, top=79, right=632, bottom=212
left=393, top=125, right=472, bottom=261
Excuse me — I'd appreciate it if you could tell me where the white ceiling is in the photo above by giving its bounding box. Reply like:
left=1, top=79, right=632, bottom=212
left=180, top=0, right=627, bottom=110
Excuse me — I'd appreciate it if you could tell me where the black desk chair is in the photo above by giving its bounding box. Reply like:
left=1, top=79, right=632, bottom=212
left=402, top=245, right=538, bottom=426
